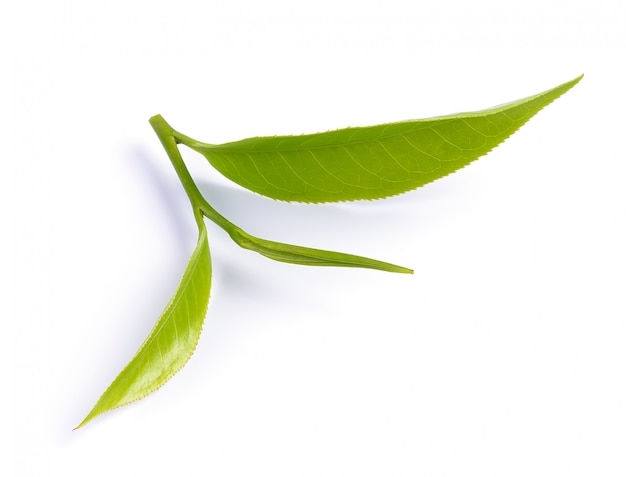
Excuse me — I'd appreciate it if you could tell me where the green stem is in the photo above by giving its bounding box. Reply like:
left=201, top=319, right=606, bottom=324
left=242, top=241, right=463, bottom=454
left=149, top=115, right=240, bottom=234
left=149, top=116, right=204, bottom=212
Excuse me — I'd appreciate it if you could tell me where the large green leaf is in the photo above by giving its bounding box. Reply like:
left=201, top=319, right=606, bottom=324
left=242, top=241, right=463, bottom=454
left=77, top=223, right=212, bottom=428
left=176, top=75, right=582, bottom=203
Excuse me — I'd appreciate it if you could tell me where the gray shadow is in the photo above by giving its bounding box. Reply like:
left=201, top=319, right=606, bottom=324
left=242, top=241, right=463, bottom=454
left=195, top=175, right=467, bottom=247
left=125, top=145, right=193, bottom=255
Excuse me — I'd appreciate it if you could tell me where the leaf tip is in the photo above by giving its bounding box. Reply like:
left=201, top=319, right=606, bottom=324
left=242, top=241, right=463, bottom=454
left=73, top=414, right=93, bottom=431
left=74, top=404, right=105, bottom=430
left=569, top=73, right=584, bottom=87
left=388, top=264, right=414, bottom=274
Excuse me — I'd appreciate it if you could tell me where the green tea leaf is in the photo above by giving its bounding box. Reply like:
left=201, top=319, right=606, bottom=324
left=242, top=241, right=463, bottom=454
left=228, top=227, right=413, bottom=273
left=77, top=75, right=582, bottom=428
left=77, top=223, right=212, bottom=428
left=176, top=75, right=582, bottom=203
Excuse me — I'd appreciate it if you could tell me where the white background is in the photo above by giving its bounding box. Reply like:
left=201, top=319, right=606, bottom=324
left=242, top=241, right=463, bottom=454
left=4, top=0, right=625, bottom=475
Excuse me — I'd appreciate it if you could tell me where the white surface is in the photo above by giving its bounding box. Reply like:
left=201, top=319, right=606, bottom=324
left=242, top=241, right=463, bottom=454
left=4, top=0, right=625, bottom=475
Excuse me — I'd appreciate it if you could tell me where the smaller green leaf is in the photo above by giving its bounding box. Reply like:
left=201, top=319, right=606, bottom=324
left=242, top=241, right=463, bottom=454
left=77, top=223, right=212, bottom=428
left=228, top=227, right=413, bottom=274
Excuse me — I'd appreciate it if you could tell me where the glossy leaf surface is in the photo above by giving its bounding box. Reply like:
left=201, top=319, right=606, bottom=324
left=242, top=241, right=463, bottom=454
left=178, top=76, right=582, bottom=203
left=78, top=224, right=212, bottom=428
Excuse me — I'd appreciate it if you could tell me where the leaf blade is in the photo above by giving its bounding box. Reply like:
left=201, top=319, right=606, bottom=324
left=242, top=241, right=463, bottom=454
left=179, top=75, right=582, bottom=203
left=77, top=224, right=212, bottom=428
